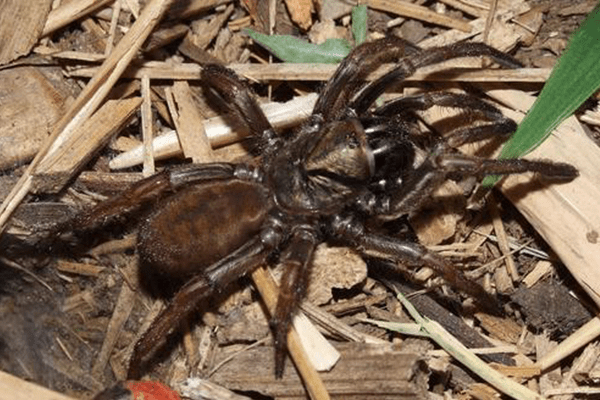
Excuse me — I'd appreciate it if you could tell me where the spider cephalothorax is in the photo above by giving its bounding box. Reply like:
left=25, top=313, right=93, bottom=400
left=60, top=37, right=577, bottom=379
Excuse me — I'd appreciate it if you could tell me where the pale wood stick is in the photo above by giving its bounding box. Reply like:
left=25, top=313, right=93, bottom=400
left=104, top=0, right=122, bottom=56
left=70, top=62, right=553, bottom=83
left=171, top=81, right=215, bottom=163
left=487, top=193, right=519, bottom=283
left=92, top=279, right=137, bottom=378
left=367, top=0, right=472, bottom=32
left=109, top=93, right=318, bottom=169
left=36, top=97, right=142, bottom=175
left=251, top=267, right=331, bottom=400
left=141, top=74, right=155, bottom=177
left=438, top=0, right=487, bottom=18
left=0, top=370, right=78, bottom=400
left=0, top=0, right=172, bottom=235
left=42, top=0, right=115, bottom=37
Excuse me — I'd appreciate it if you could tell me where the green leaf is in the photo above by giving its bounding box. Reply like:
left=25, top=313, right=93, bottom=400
left=352, top=5, right=368, bottom=45
left=483, top=3, right=600, bottom=187
left=244, top=29, right=352, bottom=64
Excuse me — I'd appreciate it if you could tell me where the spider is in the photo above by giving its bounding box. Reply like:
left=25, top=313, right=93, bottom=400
left=60, top=37, right=577, bottom=379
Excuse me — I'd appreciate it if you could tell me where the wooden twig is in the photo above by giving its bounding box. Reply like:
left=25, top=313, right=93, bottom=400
left=104, top=0, right=122, bottom=56
left=251, top=267, right=331, bottom=400
left=482, top=0, right=499, bottom=44
left=110, top=92, right=318, bottom=169
left=367, top=0, right=472, bottom=32
left=170, top=80, right=215, bottom=163
left=42, top=0, right=115, bottom=37
left=70, top=62, right=553, bottom=83
left=487, top=193, right=519, bottom=283
left=92, top=275, right=137, bottom=378
left=141, top=74, right=155, bottom=177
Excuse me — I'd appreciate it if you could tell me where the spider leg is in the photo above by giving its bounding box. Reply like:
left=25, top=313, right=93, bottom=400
left=313, top=36, right=421, bottom=121
left=359, top=150, right=578, bottom=220
left=269, top=226, right=319, bottom=378
left=127, top=236, right=270, bottom=379
left=351, top=42, right=522, bottom=115
left=52, top=163, right=258, bottom=233
left=202, top=64, right=276, bottom=147
left=374, top=92, right=517, bottom=147
left=331, top=215, right=496, bottom=309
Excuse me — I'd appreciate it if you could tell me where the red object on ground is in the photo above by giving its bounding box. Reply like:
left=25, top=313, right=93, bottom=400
left=92, top=381, right=181, bottom=400
left=125, top=381, right=181, bottom=400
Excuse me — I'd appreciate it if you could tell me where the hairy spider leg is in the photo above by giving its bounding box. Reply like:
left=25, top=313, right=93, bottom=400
left=350, top=42, right=523, bottom=115
left=55, top=163, right=245, bottom=234
left=128, top=236, right=270, bottom=379
left=201, top=64, right=278, bottom=153
left=313, top=36, right=422, bottom=121
left=331, top=215, right=499, bottom=311
left=374, top=91, right=517, bottom=147
left=270, top=225, right=319, bottom=378
left=359, top=149, right=578, bottom=221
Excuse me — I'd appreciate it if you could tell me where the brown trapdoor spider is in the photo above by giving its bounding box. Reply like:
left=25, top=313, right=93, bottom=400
left=59, top=37, right=577, bottom=379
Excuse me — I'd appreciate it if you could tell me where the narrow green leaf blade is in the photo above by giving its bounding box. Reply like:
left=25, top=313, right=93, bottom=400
left=483, top=3, right=600, bottom=187
left=245, top=29, right=352, bottom=64
left=352, top=5, right=368, bottom=45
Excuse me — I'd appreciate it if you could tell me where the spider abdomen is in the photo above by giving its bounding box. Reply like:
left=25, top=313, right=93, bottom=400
left=137, top=180, right=270, bottom=279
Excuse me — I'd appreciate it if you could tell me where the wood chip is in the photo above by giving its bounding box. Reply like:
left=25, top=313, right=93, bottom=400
left=307, top=244, right=367, bottom=305
left=0, top=67, right=70, bottom=169
left=141, top=75, right=155, bottom=177
left=521, top=260, right=554, bottom=288
left=211, top=342, right=428, bottom=399
left=284, top=0, right=314, bottom=30
left=47, top=97, right=141, bottom=175
left=0, top=0, right=53, bottom=64
left=56, top=260, right=105, bottom=277
left=170, top=80, right=215, bottom=163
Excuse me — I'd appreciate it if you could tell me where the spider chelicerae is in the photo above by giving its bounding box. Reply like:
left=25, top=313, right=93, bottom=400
left=58, top=36, right=577, bottom=379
